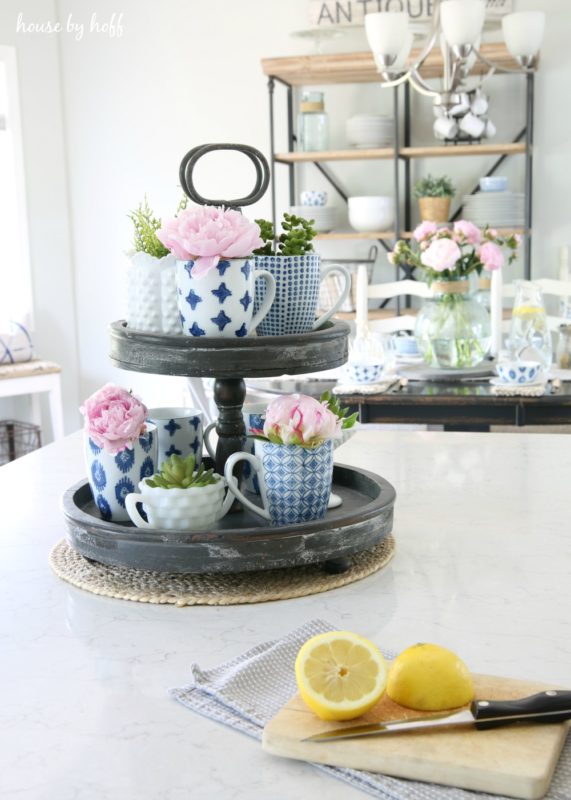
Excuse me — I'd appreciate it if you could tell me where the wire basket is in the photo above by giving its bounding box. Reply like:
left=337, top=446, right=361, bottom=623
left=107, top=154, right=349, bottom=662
left=319, top=246, right=378, bottom=314
left=0, top=420, right=42, bottom=465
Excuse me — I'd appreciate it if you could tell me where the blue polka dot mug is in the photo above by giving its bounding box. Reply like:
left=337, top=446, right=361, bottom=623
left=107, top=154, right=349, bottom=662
left=84, top=424, right=158, bottom=523
left=176, top=256, right=276, bottom=338
left=147, top=407, right=206, bottom=469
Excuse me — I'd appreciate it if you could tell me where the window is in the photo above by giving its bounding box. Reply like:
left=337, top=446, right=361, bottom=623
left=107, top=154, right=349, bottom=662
left=0, top=46, right=32, bottom=327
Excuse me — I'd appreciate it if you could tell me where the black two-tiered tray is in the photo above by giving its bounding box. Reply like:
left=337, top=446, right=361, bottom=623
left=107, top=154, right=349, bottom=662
left=62, top=320, right=397, bottom=574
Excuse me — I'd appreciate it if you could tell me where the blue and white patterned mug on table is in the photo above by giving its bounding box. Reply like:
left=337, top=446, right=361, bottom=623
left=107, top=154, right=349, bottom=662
left=147, top=407, right=205, bottom=468
left=84, top=423, right=157, bottom=523
left=224, top=439, right=334, bottom=526
left=176, top=256, right=276, bottom=338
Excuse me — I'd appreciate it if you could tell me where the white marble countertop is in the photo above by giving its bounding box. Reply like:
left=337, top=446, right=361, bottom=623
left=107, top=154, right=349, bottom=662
left=1, top=429, right=570, bottom=799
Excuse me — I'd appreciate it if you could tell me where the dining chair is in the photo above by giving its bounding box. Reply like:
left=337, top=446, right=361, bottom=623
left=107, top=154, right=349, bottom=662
left=354, top=264, right=433, bottom=334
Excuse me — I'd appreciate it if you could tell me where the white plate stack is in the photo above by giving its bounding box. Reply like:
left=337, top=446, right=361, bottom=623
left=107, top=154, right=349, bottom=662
left=346, top=115, right=394, bottom=149
left=462, top=192, right=525, bottom=228
left=290, top=205, right=336, bottom=233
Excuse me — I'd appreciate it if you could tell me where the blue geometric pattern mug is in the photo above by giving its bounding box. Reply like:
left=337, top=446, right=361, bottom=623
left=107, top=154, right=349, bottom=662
left=253, top=254, right=350, bottom=336
left=176, top=256, right=276, bottom=338
left=224, top=439, right=334, bottom=526
left=147, top=407, right=204, bottom=469
left=84, top=424, right=157, bottom=523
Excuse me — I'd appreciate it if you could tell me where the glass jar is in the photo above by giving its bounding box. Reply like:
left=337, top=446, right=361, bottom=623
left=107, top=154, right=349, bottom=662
left=298, top=91, right=329, bottom=152
left=556, top=324, right=571, bottom=369
left=508, top=280, right=552, bottom=368
left=415, top=280, right=491, bottom=369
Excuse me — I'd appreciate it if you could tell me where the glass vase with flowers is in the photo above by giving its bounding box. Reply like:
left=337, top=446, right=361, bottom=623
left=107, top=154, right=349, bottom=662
left=390, top=221, right=519, bottom=369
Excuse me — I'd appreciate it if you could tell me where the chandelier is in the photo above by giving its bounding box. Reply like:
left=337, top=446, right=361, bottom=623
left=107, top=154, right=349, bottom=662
left=364, top=1, right=545, bottom=110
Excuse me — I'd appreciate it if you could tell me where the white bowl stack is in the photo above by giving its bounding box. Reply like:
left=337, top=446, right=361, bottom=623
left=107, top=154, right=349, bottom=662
left=462, top=192, right=525, bottom=228
left=346, top=115, right=394, bottom=149
left=290, top=204, right=337, bottom=233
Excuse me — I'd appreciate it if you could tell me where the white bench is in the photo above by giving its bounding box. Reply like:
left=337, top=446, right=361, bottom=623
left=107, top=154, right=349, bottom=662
left=0, top=360, right=64, bottom=442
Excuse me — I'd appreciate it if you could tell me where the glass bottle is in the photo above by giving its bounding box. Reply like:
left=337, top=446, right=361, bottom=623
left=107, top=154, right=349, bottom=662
left=556, top=324, right=571, bottom=369
left=508, top=280, right=552, bottom=367
left=298, top=91, right=329, bottom=152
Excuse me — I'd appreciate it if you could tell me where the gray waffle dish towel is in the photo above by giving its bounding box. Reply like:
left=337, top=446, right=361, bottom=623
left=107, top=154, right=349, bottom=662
left=170, top=619, right=571, bottom=799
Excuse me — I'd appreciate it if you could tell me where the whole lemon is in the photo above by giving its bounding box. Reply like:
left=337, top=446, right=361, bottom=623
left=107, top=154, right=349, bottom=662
left=387, top=643, right=474, bottom=711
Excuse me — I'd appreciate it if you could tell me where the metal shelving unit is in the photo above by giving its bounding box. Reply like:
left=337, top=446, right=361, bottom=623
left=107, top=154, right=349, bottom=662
left=262, top=46, right=535, bottom=284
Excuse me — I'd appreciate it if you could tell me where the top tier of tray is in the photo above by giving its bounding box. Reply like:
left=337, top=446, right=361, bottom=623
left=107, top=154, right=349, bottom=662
left=109, top=319, right=350, bottom=379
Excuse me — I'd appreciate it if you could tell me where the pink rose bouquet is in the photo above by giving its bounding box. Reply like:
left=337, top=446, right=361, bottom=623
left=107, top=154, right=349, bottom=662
left=253, top=393, right=342, bottom=448
left=156, top=206, right=263, bottom=278
left=80, top=384, right=148, bottom=455
left=389, top=222, right=519, bottom=284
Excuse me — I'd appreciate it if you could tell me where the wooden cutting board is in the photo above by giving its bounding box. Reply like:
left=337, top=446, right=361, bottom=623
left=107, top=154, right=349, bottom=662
left=262, top=674, right=569, bottom=799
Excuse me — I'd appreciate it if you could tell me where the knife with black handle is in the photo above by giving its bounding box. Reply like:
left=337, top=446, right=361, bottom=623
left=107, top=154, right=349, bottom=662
left=304, top=690, right=571, bottom=743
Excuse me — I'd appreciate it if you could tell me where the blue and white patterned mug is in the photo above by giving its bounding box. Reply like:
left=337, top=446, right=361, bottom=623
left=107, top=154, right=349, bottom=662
left=224, top=439, right=334, bottom=526
left=147, top=407, right=204, bottom=468
left=253, top=254, right=350, bottom=336
left=84, top=424, right=157, bottom=522
left=176, top=256, right=276, bottom=338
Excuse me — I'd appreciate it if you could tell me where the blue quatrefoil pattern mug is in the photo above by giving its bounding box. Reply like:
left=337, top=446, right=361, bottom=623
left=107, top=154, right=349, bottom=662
left=84, top=424, right=158, bottom=522
left=175, top=256, right=276, bottom=338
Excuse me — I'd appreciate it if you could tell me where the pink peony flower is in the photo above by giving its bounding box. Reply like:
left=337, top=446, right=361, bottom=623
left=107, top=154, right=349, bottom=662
left=453, top=220, right=482, bottom=245
left=413, top=221, right=438, bottom=242
left=156, top=206, right=263, bottom=278
left=387, top=251, right=396, bottom=265
left=421, top=238, right=461, bottom=272
left=80, top=383, right=148, bottom=455
left=479, top=241, right=504, bottom=272
left=263, top=393, right=341, bottom=447
left=514, top=234, right=522, bottom=246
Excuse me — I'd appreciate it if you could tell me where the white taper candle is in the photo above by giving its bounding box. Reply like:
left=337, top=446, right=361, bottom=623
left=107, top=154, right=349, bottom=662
left=490, top=268, right=503, bottom=358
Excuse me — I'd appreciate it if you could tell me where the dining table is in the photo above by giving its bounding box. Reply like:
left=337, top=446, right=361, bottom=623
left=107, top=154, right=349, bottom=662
left=1, top=428, right=570, bottom=799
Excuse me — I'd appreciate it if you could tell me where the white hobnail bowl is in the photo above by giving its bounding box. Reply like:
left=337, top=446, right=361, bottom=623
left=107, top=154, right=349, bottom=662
left=126, top=478, right=232, bottom=530
left=348, top=196, right=394, bottom=232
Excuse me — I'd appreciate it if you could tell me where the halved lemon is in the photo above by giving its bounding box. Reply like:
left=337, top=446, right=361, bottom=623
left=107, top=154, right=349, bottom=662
left=386, top=642, right=474, bottom=711
left=295, top=631, right=388, bottom=721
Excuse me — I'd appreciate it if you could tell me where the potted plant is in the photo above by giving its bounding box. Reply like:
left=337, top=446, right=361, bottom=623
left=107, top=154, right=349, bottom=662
left=80, top=383, right=157, bottom=522
left=126, top=196, right=187, bottom=334
left=224, top=393, right=342, bottom=525
left=413, top=175, right=456, bottom=223
left=157, top=205, right=276, bottom=338
left=390, top=221, right=519, bottom=369
left=252, top=213, right=350, bottom=336
left=125, top=453, right=234, bottom=530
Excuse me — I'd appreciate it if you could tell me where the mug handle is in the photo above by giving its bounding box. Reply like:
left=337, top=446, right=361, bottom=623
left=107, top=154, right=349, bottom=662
left=250, top=270, right=276, bottom=332
left=217, top=481, right=237, bottom=520
left=224, top=451, right=271, bottom=520
left=125, top=493, right=152, bottom=528
left=203, top=421, right=217, bottom=461
left=313, top=264, right=351, bottom=330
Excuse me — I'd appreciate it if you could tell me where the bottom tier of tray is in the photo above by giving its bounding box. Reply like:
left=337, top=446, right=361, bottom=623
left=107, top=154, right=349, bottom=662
left=62, top=464, right=396, bottom=575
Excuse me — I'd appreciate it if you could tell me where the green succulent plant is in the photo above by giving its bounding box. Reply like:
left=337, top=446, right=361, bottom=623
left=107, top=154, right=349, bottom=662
left=253, top=212, right=316, bottom=257
left=128, top=195, right=188, bottom=259
left=413, top=174, right=456, bottom=199
left=144, top=453, right=220, bottom=489
left=320, top=390, right=359, bottom=430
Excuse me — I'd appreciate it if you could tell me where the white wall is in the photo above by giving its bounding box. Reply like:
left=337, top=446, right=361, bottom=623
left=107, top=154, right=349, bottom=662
left=3, top=0, right=571, bottom=428
left=0, top=0, right=80, bottom=438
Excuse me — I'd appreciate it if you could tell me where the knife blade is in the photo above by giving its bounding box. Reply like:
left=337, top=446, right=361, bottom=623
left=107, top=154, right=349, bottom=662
left=303, top=690, right=571, bottom=743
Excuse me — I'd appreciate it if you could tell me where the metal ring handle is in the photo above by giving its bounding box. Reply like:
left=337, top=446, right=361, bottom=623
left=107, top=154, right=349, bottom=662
left=179, top=143, right=270, bottom=208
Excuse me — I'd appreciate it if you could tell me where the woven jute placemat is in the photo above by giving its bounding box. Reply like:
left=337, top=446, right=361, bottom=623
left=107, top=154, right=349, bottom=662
left=49, top=536, right=395, bottom=607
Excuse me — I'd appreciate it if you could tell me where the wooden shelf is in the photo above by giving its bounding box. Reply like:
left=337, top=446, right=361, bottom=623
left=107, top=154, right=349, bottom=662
left=275, top=143, right=526, bottom=163
left=275, top=148, right=394, bottom=163
left=401, top=143, right=526, bottom=158
left=315, top=229, right=525, bottom=242
left=315, top=231, right=395, bottom=240
left=262, top=44, right=521, bottom=86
